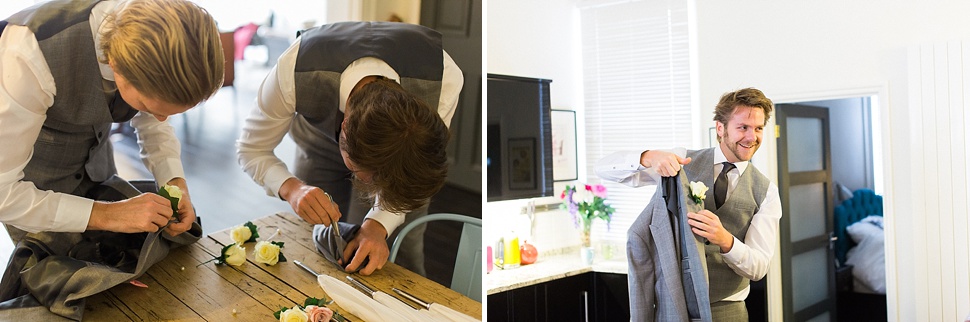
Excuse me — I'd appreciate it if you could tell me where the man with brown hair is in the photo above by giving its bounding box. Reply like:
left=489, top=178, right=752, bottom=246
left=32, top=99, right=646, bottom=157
left=597, top=88, right=782, bottom=321
left=0, top=0, right=224, bottom=239
left=237, top=21, right=462, bottom=276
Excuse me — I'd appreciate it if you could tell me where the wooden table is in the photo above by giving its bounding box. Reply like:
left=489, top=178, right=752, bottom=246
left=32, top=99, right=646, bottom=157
left=82, top=213, right=482, bottom=321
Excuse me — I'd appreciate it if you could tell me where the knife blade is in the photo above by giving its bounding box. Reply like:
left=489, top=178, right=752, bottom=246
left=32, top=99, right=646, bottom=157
left=392, top=287, right=431, bottom=310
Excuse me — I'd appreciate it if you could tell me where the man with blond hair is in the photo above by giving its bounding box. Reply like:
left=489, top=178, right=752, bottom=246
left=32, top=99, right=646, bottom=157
left=0, top=0, right=224, bottom=240
left=597, top=88, right=782, bottom=321
left=237, top=21, right=462, bottom=276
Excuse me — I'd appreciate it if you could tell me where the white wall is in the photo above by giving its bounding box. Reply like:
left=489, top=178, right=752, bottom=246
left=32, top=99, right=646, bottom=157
left=487, top=0, right=584, bottom=113
left=696, top=2, right=970, bottom=321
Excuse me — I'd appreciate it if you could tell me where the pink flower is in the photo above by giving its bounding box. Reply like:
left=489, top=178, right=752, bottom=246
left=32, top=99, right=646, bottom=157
left=304, top=305, right=333, bottom=322
left=584, top=184, right=592, bottom=191
left=591, top=184, right=608, bottom=198
left=560, top=191, right=566, bottom=199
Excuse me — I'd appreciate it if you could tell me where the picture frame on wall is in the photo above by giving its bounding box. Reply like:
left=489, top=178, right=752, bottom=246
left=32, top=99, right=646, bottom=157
left=551, top=109, right=579, bottom=181
left=508, top=137, right=537, bottom=190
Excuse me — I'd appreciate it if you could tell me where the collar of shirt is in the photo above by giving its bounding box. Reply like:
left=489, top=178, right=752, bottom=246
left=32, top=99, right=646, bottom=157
left=92, top=0, right=120, bottom=82
left=338, top=57, right=402, bottom=113
left=713, top=144, right=749, bottom=177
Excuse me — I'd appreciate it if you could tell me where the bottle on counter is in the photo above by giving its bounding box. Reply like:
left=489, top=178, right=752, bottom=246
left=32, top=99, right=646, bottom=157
left=502, top=231, right=521, bottom=269
left=487, top=246, right=493, bottom=273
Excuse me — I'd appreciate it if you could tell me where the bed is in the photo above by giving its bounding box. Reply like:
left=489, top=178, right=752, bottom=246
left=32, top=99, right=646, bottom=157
left=833, top=188, right=887, bottom=321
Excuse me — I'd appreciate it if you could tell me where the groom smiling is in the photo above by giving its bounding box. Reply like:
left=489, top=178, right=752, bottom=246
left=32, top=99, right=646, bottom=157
left=596, top=88, right=783, bottom=321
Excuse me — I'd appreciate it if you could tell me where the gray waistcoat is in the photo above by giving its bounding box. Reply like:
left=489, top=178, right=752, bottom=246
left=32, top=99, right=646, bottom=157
left=683, top=148, right=769, bottom=302
left=289, top=21, right=444, bottom=150
left=4, top=0, right=136, bottom=195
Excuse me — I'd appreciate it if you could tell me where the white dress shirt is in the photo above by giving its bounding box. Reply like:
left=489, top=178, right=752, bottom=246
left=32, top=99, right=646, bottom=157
left=236, top=34, right=463, bottom=236
left=0, top=1, right=185, bottom=233
left=595, top=145, right=782, bottom=301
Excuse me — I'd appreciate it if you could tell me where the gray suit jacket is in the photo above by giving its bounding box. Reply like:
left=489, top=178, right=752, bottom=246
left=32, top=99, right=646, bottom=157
left=628, top=171, right=713, bottom=322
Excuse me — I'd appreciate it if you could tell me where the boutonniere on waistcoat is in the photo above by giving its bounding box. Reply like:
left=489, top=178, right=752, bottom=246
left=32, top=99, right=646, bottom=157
left=688, top=181, right=708, bottom=205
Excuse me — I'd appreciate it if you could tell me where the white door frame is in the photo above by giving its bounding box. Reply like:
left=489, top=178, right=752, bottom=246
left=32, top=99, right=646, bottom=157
left=762, top=84, right=895, bottom=322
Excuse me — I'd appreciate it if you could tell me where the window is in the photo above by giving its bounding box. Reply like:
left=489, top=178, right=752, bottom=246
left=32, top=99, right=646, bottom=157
left=579, top=0, right=694, bottom=250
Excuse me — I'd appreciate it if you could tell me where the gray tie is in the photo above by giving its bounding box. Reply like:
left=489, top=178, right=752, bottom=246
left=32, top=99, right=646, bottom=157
left=714, top=162, right=736, bottom=209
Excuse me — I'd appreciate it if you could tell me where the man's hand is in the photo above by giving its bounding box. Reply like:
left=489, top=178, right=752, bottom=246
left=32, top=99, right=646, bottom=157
left=340, top=219, right=389, bottom=275
left=89, top=193, right=175, bottom=233
left=687, top=210, right=735, bottom=253
left=640, top=150, right=692, bottom=177
left=279, top=177, right=342, bottom=226
left=164, top=177, right=196, bottom=236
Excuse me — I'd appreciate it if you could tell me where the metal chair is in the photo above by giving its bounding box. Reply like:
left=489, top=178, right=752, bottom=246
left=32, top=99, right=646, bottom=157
left=389, top=213, right=482, bottom=302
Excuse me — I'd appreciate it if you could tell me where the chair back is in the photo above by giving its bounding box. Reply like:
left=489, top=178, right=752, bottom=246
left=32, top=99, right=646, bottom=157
left=389, top=213, right=482, bottom=302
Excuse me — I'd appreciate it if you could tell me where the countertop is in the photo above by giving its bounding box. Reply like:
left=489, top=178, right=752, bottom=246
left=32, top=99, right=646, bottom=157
left=485, top=247, right=628, bottom=295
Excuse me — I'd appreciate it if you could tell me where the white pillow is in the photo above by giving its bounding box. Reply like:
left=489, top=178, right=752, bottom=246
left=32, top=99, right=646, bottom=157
left=845, top=216, right=886, bottom=294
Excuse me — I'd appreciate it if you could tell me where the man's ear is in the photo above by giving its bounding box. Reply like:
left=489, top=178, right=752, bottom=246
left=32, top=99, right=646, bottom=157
left=715, top=121, right=725, bottom=142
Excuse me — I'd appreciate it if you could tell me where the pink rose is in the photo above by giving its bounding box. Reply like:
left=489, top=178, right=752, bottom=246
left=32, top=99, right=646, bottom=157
left=304, top=305, right=333, bottom=322
left=591, top=184, right=608, bottom=198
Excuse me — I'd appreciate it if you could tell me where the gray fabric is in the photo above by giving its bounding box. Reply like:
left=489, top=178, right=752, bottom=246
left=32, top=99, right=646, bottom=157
left=5, top=0, right=136, bottom=195
left=628, top=171, right=713, bottom=322
left=682, top=148, right=770, bottom=302
left=312, top=222, right=365, bottom=270
left=709, top=301, right=747, bottom=322
left=0, top=177, right=202, bottom=321
left=350, top=201, right=429, bottom=276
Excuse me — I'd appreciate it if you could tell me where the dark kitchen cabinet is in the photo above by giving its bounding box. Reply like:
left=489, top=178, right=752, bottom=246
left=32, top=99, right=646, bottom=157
left=487, top=272, right=629, bottom=322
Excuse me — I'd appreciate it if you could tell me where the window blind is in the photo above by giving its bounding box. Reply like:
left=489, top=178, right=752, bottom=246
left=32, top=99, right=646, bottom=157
left=579, top=0, right=694, bottom=250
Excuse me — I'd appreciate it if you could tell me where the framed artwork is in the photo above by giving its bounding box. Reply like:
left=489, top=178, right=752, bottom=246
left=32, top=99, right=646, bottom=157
left=508, top=138, right=537, bottom=190
left=551, top=109, right=578, bottom=181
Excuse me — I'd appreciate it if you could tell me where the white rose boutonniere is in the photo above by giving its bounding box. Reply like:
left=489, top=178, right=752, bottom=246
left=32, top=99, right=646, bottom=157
left=158, top=185, right=182, bottom=219
left=279, top=305, right=308, bottom=322
left=221, top=243, right=247, bottom=266
left=230, top=221, right=259, bottom=244
left=688, top=181, right=708, bottom=205
left=254, top=240, right=287, bottom=266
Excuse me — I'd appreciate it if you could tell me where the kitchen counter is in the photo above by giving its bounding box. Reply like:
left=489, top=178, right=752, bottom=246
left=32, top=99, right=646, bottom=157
left=485, top=247, right=628, bottom=295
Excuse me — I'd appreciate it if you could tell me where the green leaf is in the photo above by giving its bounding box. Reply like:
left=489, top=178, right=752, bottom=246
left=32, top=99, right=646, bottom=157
left=157, top=185, right=180, bottom=219
left=244, top=221, right=260, bottom=242
left=215, top=243, right=233, bottom=265
left=304, top=297, right=321, bottom=307
left=278, top=252, right=287, bottom=263
left=273, top=306, right=288, bottom=320
left=271, top=241, right=285, bottom=248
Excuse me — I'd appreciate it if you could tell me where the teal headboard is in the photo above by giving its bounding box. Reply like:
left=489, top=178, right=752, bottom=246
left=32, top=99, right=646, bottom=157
left=833, top=189, right=883, bottom=266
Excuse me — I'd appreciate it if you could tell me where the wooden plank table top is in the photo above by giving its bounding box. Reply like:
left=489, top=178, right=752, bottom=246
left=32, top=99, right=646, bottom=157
left=83, top=212, right=482, bottom=321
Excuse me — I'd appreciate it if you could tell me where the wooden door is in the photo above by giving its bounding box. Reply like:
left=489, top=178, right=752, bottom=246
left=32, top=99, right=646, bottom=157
left=776, top=103, right=837, bottom=321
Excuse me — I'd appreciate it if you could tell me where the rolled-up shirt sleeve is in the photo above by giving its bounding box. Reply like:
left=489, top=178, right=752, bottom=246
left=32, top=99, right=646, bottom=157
left=364, top=195, right=406, bottom=237
left=595, top=148, right=686, bottom=187
left=721, top=182, right=782, bottom=281
left=236, top=37, right=301, bottom=198
left=130, top=111, right=184, bottom=186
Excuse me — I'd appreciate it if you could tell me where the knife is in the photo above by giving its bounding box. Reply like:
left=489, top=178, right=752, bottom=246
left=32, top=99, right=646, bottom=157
left=323, top=191, right=341, bottom=236
left=392, top=287, right=431, bottom=310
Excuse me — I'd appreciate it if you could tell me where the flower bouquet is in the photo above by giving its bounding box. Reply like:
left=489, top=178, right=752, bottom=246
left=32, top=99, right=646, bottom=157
left=559, top=183, right=616, bottom=247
